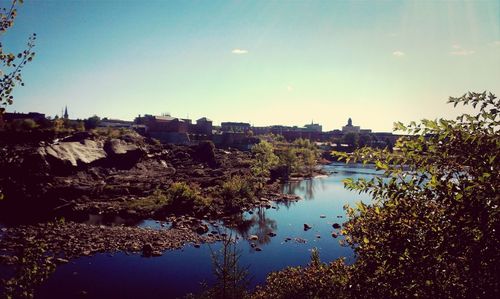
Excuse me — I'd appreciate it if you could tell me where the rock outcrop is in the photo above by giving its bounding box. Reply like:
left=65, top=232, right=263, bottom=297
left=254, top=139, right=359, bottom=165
left=38, top=139, right=107, bottom=169
left=0, top=131, right=256, bottom=222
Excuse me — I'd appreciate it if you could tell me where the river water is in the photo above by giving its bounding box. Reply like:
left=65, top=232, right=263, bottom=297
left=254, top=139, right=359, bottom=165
left=35, top=163, right=378, bottom=298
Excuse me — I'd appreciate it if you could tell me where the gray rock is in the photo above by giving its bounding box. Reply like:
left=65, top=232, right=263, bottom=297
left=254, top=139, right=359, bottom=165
left=39, top=140, right=107, bottom=167
left=55, top=257, right=69, bottom=264
left=248, top=234, right=259, bottom=241
left=104, top=139, right=139, bottom=155
left=195, top=224, right=209, bottom=234
left=142, top=243, right=153, bottom=255
left=152, top=251, right=163, bottom=257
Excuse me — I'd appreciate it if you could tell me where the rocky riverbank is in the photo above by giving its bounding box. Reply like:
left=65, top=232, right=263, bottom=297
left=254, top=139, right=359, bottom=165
left=0, top=131, right=302, bottom=291
left=0, top=130, right=299, bottom=222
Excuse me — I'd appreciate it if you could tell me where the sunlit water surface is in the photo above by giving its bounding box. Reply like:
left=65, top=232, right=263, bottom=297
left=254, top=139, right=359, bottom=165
left=35, top=163, right=378, bottom=298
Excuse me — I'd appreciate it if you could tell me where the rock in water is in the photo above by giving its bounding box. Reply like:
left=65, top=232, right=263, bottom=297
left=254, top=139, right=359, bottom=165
left=248, top=235, right=259, bottom=241
left=142, top=243, right=153, bottom=256
left=195, top=224, right=209, bottom=234
left=304, top=223, right=312, bottom=231
left=332, top=223, right=341, bottom=229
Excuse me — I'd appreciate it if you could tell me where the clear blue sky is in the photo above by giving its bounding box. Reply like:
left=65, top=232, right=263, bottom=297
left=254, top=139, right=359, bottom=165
left=3, top=0, right=500, bottom=131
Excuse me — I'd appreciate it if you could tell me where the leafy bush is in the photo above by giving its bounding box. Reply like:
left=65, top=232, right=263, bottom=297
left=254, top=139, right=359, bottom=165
left=252, top=252, right=351, bottom=299
left=127, top=189, right=171, bottom=212
left=168, top=182, right=210, bottom=210
left=335, top=92, right=500, bottom=298
left=220, top=176, right=255, bottom=210
left=251, top=141, right=279, bottom=187
left=128, top=183, right=210, bottom=213
left=253, top=92, right=500, bottom=298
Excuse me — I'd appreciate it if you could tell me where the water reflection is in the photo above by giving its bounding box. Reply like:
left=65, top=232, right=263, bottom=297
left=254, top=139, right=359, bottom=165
left=283, top=177, right=328, bottom=201
left=28, top=163, right=375, bottom=298
left=231, top=208, right=277, bottom=246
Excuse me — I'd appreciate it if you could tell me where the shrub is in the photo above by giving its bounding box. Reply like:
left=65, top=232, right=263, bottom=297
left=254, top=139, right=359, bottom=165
left=251, top=141, right=279, bottom=188
left=253, top=92, right=500, bottom=298
left=127, top=189, right=171, bottom=212
left=335, top=92, right=500, bottom=298
left=169, top=182, right=210, bottom=210
left=252, top=253, right=351, bottom=299
left=220, top=176, right=255, bottom=210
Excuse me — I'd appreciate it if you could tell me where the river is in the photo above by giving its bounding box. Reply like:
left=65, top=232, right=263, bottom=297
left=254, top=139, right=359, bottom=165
left=35, top=163, right=378, bottom=298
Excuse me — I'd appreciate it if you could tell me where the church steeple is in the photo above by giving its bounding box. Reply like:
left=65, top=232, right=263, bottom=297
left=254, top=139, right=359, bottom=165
left=63, top=106, right=68, bottom=119
left=347, top=117, right=352, bottom=126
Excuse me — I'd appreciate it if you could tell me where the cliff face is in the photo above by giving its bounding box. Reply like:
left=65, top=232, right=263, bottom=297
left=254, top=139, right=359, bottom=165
left=0, top=131, right=255, bottom=222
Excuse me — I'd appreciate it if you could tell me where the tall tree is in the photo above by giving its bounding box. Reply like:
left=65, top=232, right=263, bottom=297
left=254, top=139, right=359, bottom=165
left=253, top=92, right=499, bottom=298
left=337, top=91, right=500, bottom=298
left=0, top=0, right=36, bottom=114
left=251, top=140, right=278, bottom=188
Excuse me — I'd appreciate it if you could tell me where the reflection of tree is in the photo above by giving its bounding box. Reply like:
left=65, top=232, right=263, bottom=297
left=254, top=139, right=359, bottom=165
left=231, top=208, right=277, bottom=246
left=190, top=231, right=251, bottom=299
left=283, top=179, right=316, bottom=200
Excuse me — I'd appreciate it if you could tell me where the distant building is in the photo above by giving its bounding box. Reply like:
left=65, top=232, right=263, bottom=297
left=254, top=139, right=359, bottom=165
left=251, top=126, right=271, bottom=135
left=2, top=112, right=46, bottom=122
left=194, top=117, right=213, bottom=135
left=98, top=119, right=134, bottom=128
left=341, top=118, right=371, bottom=134
left=63, top=106, right=69, bottom=119
left=135, top=114, right=191, bottom=144
left=304, top=122, right=322, bottom=132
left=221, top=122, right=251, bottom=133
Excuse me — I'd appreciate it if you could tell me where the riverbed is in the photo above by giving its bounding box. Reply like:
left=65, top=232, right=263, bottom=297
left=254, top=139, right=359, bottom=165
left=35, top=163, right=378, bottom=298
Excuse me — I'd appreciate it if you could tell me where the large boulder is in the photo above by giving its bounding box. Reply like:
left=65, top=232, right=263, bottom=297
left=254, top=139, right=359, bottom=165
left=38, top=139, right=107, bottom=171
left=104, top=139, right=145, bottom=169
left=104, top=139, right=139, bottom=155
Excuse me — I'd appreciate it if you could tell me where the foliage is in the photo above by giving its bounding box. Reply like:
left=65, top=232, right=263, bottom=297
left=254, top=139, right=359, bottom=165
left=168, top=182, right=210, bottom=210
left=186, top=232, right=251, bottom=299
left=251, top=141, right=279, bottom=187
left=271, top=138, right=320, bottom=179
left=334, top=91, right=500, bottom=298
left=253, top=92, right=499, bottom=298
left=0, top=0, right=36, bottom=114
left=208, top=233, right=251, bottom=299
left=128, top=182, right=210, bottom=212
left=220, top=175, right=255, bottom=210
left=84, top=115, right=100, bottom=130
left=252, top=253, right=351, bottom=299
left=341, top=132, right=358, bottom=147
left=8, top=118, right=37, bottom=131
left=127, top=188, right=171, bottom=212
left=276, top=147, right=298, bottom=178
left=293, top=138, right=320, bottom=176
